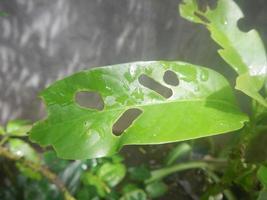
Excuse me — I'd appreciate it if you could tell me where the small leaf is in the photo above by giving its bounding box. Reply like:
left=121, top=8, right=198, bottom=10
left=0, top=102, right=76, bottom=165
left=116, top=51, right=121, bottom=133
left=145, top=181, right=168, bottom=198
left=97, top=162, right=126, bottom=187
left=258, top=166, right=267, bottom=200
left=82, top=172, right=110, bottom=197
left=30, top=61, right=248, bottom=159
left=16, top=163, right=42, bottom=180
left=0, top=125, right=5, bottom=135
left=258, top=165, right=267, bottom=187
left=6, top=120, right=32, bottom=136
left=122, top=184, right=139, bottom=194
left=180, top=0, right=267, bottom=107
left=164, top=142, right=191, bottom=166
left=129, top=165, right=151, bottom=182
left=8, top=139, right=39, bottom=162
left=119, top=189, right=147, bottom=200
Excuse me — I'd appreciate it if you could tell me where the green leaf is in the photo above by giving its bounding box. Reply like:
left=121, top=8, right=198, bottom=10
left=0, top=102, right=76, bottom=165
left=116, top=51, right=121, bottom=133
left=6, top=120, right=32, bottom=136
left=145, top=181, right=168, bottom=198
left=8, top=139, right=40, bottom=162
left=120, top=189, right=147, bottom=200
left=258, top=165, right=267, bottom=187
left=180, top=0, right=267, bottom=107
left=16, top=163, right=42, bottom=180
left=30, top=61, right=247, bottom=159
left=164, top=142, right=192, bottom=166
left=122, top=184, right=139, bottom=194
left=97, top=162, right=126, bottom=187
left=258, top=188, right=267, bottom=200
left=0, top=125, right=5, bottom=135
left=82, top=172, right=110, bottom=197
left=129, top=165, right=151, bottom=182
left=258, top=166, right=267, bottom=200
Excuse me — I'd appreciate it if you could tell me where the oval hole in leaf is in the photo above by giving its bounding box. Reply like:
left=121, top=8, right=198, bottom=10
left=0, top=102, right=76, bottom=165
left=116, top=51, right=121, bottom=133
left=237, top=18, right=253, bottom=33
left=75, top=91, right=104, bottom=111
left=163, top=70, right=179, bottom=86
left=197, top=0, right=217, bottom=11
left=112, top=108, right=143, bottom=136
left=138, top=74, right=173, bottom=98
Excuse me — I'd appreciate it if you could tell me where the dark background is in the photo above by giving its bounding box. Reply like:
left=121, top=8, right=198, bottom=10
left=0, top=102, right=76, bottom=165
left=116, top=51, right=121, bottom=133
left=0, top=0, right=266, bottom=125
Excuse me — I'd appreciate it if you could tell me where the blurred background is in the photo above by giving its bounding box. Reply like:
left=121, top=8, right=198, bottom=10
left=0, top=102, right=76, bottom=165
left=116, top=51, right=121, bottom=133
left=0, top=0, right=266, bottom=125
left=0, top=0, right=267, bottom=199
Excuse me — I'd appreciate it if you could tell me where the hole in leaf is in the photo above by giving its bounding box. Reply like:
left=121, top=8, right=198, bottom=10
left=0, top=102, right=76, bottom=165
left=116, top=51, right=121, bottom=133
left=112, top=108, right=143, bottom=136
left=163, top=70, right=179, bottom=86
left=75, top=91, right=104, bottom=111
left=194, top=12, right=210, bottom=23
left=138, top=74, right=173, bottom=98
left=237, top=18, right=253, bottom=32
left=197, top=0, right=217, bottom=11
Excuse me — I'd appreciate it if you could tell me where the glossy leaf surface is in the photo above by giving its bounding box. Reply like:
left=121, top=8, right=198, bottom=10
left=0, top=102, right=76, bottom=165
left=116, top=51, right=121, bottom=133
left=180, top=0, right=267, bottom=107
left=30, top=61, right=247, bottom=159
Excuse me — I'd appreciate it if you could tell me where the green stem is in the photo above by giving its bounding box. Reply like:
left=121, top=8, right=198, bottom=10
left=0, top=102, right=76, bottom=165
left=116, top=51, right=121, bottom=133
left=0, top=146, right=75, bottom=200
left=145, top=161, right=209, bottom=184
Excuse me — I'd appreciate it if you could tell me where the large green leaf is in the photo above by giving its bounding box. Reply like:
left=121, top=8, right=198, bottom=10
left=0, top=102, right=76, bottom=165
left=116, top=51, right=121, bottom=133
left=180, top=0, right=267, bottom=107
left=30, top=61, right=247, bottom=159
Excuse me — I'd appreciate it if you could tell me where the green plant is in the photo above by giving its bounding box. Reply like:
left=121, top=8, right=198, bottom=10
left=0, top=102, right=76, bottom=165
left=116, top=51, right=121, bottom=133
left=1, top=0, right=267, bottom=199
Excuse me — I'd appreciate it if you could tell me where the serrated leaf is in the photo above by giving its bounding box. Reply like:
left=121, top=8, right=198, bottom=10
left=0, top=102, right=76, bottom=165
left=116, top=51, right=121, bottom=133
left=30, top=61, right=247, bottom=159
left=180, top=0, right=267, bottom=107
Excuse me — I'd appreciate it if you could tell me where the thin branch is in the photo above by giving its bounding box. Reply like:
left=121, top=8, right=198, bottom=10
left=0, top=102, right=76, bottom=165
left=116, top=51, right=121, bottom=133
left=0, top=146, right=75, bottom=200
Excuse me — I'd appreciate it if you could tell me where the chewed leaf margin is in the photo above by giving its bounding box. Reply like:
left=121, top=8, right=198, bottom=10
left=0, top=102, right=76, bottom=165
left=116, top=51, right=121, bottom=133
left=179, top=0, right=267, bottom=107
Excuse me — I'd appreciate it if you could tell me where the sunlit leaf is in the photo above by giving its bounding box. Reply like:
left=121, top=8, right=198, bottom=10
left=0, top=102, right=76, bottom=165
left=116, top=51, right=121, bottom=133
left=6, top=120, right=32, bottom=136
left=180, top=0, right=267, bottom=107
left=30, top=61, right=247, bottom=159
left=8, top=139, right=39, bottom=162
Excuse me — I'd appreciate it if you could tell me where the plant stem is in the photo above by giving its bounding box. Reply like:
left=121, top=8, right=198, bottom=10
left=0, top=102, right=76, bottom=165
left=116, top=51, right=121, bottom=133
left=145, top=161, right=209, bottom=184
left=0, top=146, right=75, bottom=200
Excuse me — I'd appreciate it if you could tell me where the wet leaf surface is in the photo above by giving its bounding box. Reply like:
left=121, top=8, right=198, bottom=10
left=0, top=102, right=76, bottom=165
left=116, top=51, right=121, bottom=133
left=30, top=61, right=247, bottom=159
